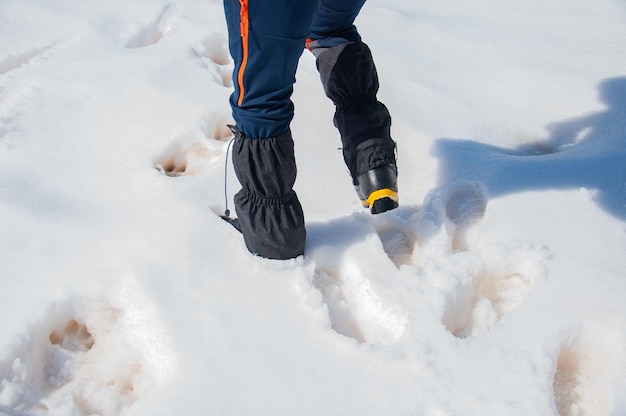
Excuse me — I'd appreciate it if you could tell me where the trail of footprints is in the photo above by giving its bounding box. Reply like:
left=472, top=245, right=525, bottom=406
left=306, top=182, right=620, bottom=415
left=155, top=31, right=235, bottom=176
left=0, top=18, right=233, bottom=413
left=310, top=183, right=518, bottom=344
left=3, top=6, right=620, bottom=414
left=0, top=4, right=234, bottom=164
left=152, top=28, right=234, bottom=176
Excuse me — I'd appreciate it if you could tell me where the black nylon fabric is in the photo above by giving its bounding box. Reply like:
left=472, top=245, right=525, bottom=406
left=316, top=41, right=396, bottom=182
left=231, top=128, right=306, bottom=260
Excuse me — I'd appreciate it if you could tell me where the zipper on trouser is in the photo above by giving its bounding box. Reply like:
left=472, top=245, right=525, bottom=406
left=237, top=0, right=249, bottom=106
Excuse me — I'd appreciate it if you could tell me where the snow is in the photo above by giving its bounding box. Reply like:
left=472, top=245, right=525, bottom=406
left=1, top=0, right=625, bottom=414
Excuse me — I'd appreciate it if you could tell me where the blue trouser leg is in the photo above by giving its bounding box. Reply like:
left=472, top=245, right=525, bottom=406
left=224, top=0, right=372, bottom=138
left=224, top=0, right=320, bottom=139
left=308, top=0, right=366, bottom=49
left=224, top=0, right=370, bottom=138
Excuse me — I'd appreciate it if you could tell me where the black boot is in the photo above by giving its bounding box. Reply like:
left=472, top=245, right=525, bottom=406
left=230, top=126, right=306, bottom=259
left=355, top=164, right=398, bottom=214
left=316, top=41, right=398, bottom=214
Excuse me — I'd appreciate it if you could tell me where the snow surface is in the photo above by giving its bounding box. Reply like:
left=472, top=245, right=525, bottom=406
left=1, top=0, right=625, bottom=415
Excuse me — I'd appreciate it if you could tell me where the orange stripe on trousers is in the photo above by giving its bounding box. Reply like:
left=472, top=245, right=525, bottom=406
left=237, top=0, right=249, bottom=106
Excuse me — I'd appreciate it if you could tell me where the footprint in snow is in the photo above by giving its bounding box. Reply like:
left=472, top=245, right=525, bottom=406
left=307, top=216, right=407, bottom=345
left=312, top=262, right=407, bottom=346
left=366, top=180, right=486, bottom=268
left=0, top=296, right=174, bottom=416
left=192, top=34, right=233, bottom=87
left=442, top=181, right=487, bottom=253
left=125, top=4, right=177, bottom=49
left=553, top=325, right=624, bottom=416
left=368, top=206, right=420, bottom=268
left=442, top=247, right=546, bottom=338
left=313, top=268, right=368, bottom=343
left=415, top=181, right=488, bottom=258
left=155, top=112, right=234, bottom=177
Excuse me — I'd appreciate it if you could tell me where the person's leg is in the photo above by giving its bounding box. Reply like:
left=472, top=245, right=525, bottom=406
left=309, top=0, right=398, bottom=214
left=224, top=0, right=320, bottom=139
left=224, top=0, right=320, bottom=259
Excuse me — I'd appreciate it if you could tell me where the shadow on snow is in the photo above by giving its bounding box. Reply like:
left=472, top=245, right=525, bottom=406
left=433, top=76, right=626, bottom=221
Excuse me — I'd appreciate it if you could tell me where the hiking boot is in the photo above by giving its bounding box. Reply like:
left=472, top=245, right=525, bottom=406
left=355, top=164, right=398, bottom=214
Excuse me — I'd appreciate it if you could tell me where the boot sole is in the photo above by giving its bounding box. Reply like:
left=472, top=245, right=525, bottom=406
left=370, top=197, right=399, bottom=214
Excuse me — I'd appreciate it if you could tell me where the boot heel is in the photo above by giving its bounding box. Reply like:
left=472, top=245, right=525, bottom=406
left=356, top=165, right=399, bottom=214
